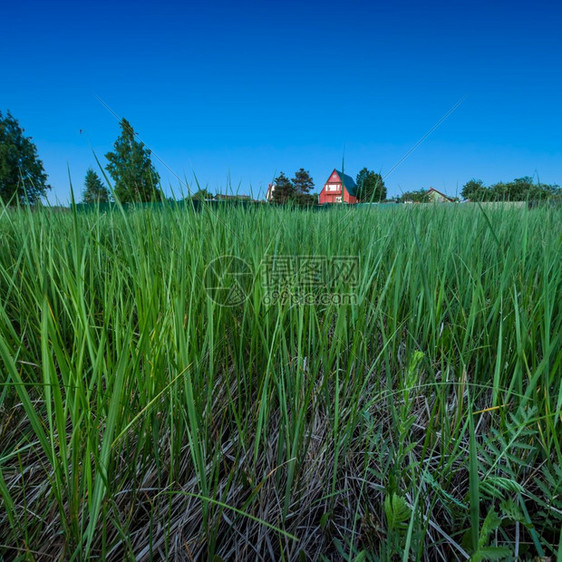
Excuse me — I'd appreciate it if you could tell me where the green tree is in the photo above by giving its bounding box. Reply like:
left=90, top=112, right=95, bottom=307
left=462, top=177, right=561, bottom=202
left=399, top=189, right=429, bottom=203
left=292, top=168, right=315, bottom=204
left=461, top=179, right=487, bottom=201
left=293, top=168, right=316, bottom=205
left=491, top=176, right=550, bottom=201
left=356, top=168, right=386, bottom=202
left=533, top=181, right=561, bottom=200
left=105, top=118, right=162, bottom=203
left=271, top=172, right=295, bottom=204
left=82, top=168, right=110, bottom=204
left=0, top=110, right=50, bottom=205
left=187, top=188, right=213, bottom=201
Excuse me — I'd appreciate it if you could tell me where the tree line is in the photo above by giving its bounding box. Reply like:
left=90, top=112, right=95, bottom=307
left=461, top=177, right=560, bottom=202
left=1, top=110, right=560, bottom=206
left=398, top=177, right=561, bottom=203
left=1, top=111, right=388, bottom=206
left=0, top=112, right=161, bottom=205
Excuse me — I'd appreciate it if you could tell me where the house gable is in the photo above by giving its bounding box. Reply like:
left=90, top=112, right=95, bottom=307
left=327, top=170, right=340, bottom=184
left=427, top=187, right=454, bottom=203
left=319, top=169, right=358, bottom=205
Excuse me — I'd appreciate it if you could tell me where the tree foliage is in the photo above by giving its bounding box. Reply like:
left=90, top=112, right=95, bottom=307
left=271, top=172, right=295, bottom=204
left=461, top=177, right=560, bottom=202
left=187, top=188, right=213, bottom=201
left=105, top=118, right=162, bottom=203
left=460, top=179, right=486, bottom=201
left=356, top=168, right=387, bottom=202
left=271, top=169, right=316, bottom=205
left=82, top=168, right=110, bottom=204
left=399, top=189, right=429, bottom=203
left=292, top=168, right=316, bottom=205
left=0, top=110, right=50, bottom=205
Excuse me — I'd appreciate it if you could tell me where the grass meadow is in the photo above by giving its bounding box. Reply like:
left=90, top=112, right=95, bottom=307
left=0, top=202, right=560, bottom=560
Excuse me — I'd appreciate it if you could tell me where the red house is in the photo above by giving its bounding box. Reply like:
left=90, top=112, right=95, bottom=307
left=318, top=169, right=358, bottom=205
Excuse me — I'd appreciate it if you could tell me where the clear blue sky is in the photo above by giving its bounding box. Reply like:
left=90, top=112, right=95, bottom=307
left=2, top=0, right=561, bottom=202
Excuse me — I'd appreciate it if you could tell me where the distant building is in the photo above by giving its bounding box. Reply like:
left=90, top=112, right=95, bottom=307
left=426, top=188, right=454, bottom=203
left=266, top=183, right=275, bottom=202
left=318, top=169, right=358, bottom=205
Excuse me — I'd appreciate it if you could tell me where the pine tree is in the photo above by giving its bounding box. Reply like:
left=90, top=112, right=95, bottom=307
left=0, top=110, right=50, bottom=205
left=271, top=172, right=295, bottom=204
left=82, top=168, right=110, bottom=204
left=105, top=118, right=162, bottom=203
left=292, top=168, right=316, bottom=205
left=292, top=168, right=314, bottom=195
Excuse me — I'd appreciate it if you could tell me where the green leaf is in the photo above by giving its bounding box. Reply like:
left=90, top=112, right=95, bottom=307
left=384, top=493, right=411, bottom=532
left=478, top=509, right=502, bottom=550
left=472, top=546, right=511, bottom=561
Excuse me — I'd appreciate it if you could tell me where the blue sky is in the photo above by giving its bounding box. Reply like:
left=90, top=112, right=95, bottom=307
left=2, top=0, right=561, bottom=202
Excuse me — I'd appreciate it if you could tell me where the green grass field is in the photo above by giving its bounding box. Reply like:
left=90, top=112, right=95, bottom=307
left=0, top=203, right=560, bottom=560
